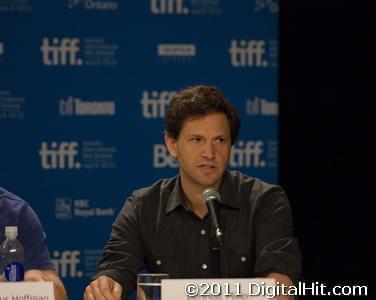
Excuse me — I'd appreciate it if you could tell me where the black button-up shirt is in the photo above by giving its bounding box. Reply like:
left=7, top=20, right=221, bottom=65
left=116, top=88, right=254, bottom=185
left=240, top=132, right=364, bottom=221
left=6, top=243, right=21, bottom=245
left=94, top=171, right=301, bottom=298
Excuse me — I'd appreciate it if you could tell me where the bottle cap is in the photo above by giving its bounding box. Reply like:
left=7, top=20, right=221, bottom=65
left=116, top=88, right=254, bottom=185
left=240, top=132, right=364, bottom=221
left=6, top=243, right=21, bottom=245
left=5, top=226, right=18, bottom=238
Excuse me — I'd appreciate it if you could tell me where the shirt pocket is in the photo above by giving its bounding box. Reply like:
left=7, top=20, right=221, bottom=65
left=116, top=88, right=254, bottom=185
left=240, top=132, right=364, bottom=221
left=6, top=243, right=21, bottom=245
left=225, top=246, right=253, bottom=277
left=147, top=249, right=181, bottom=275
left=145, top=233, right=181, bottom=275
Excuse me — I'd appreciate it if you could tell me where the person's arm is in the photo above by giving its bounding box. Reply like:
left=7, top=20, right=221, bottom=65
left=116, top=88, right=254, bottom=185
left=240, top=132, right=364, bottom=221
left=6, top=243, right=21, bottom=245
left=6, top=201, right=68, bottom=299
left=24, top=269, right=67, bottom=300
left=253, top=186, right=302, bottom=293
left=84, top=275, right=122, bottom=300
left=85, top=195, right=145, bottom=298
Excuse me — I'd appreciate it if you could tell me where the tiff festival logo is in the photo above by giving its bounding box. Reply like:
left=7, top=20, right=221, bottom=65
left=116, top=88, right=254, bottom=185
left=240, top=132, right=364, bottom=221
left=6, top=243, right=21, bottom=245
left=41, top=38, right=83, bottom=66
left=229, top=40, right=268, bottom=67
left=151, top=0, right=189, bottom=14
left=39, top=142, right=81, bottom=170
left=141, top=90, right=176, bottom=118
left=153, top=140, right=265, bottom=168
left=51, top=250, right=83, bottom=278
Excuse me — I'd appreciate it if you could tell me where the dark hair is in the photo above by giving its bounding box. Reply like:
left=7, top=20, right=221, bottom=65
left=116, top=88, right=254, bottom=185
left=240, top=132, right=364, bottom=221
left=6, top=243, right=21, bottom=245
left=165, top=85, right=240, bottom=145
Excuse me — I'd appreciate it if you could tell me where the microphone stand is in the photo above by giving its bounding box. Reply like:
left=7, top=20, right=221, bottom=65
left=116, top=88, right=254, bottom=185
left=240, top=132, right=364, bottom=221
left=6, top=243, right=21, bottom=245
left=202, top=188, right=229, bottom=278
left=211, top=203, right=228, bottom=278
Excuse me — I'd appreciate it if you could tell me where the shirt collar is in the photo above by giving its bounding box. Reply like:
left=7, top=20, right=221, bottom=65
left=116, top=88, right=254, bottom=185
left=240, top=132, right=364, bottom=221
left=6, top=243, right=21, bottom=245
left=165, top=171, right=240, bottom=214
left=165, top=176, right=189, bottom=214
left=218, top=171, right=241, bottom=209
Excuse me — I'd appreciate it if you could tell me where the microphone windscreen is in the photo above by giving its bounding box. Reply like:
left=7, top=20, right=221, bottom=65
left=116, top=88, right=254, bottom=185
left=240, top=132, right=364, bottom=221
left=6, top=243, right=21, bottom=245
left=201, top=188, right=220, bottom=204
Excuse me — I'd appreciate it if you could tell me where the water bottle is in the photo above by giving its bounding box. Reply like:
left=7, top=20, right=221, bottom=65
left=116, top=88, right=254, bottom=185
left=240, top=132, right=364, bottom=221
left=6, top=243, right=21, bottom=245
left=0, top=226, right=25, bottom=281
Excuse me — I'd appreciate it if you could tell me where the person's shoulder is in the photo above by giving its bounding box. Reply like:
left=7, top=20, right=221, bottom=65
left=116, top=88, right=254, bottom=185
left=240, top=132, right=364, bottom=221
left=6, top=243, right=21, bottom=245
left=0, top=186, right=29, bottom=213
left=228, top=170, right=285, bottom=196
left=0, top=187, right=36, bottom=232
left=130, top=176, right=178, bottom=200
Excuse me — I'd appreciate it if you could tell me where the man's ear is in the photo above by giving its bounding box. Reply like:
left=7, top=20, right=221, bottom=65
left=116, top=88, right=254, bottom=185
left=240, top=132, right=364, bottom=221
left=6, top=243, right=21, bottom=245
left=165, top=134, right=177, bottom=158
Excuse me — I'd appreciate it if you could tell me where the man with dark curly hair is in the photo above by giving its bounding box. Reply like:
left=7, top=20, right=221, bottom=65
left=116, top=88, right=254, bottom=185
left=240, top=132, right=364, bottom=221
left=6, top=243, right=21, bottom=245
left=85, top=85, right=301, bottom=300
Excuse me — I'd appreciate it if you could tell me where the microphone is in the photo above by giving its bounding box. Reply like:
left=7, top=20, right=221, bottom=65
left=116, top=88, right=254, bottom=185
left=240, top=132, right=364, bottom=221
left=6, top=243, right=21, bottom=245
left=202, top=188, right=223, bottom=247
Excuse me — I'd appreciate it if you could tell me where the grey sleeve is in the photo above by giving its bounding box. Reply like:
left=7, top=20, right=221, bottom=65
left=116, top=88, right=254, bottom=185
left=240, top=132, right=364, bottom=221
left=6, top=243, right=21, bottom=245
left=93, top=196, right=145, bottom=298
left=253, top=187, right=302, bottom=282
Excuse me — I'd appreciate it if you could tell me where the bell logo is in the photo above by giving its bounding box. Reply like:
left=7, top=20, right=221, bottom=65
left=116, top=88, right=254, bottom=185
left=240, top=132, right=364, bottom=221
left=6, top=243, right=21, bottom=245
left=229, top=40, right=268, bottom=67
left=150, top=0, right=189, bottom=14
left=141, top=91, right=176, bottom=118
left=51, top=250, right=83, bottom=278
left=153, top=141, right=266, bottom=169
left=39, top=142, right=81, bottom=170
left=153, top=144, right=178, bottom=168
left=41, top=38, right=83, bottom=66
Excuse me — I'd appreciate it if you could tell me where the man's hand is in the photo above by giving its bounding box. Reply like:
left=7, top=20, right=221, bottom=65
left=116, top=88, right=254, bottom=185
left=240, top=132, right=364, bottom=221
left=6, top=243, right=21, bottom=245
left=266, top=272, right=294, bottom=300
left=24, top=269, right=67, bottom=300
left=84, top=275, right=123, bottom=300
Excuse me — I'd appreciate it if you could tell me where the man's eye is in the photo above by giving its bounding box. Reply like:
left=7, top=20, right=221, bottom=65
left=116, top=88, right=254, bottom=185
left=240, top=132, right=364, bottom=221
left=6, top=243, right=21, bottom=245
left=191, top=137, right=202, bottom=143
left=215, top=138, right=226, bottom=143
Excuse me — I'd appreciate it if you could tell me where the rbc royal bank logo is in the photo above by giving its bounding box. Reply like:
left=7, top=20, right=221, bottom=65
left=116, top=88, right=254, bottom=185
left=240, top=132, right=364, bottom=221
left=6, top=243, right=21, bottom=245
left=55, top=198, right=73, bottom=220
left=40, top=38, right=83, bottom=66
left=150, top=0, right=189, bottom=14
left=229, top=40, right=268, bottom=67
left=39, top=142, right=81, bottom=170
left=141, top=90, right=176, bottom=118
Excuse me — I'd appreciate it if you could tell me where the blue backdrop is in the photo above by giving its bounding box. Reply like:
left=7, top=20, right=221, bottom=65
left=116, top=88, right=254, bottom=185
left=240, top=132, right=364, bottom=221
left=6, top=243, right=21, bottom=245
left=0, top=0, right=278, bottom=298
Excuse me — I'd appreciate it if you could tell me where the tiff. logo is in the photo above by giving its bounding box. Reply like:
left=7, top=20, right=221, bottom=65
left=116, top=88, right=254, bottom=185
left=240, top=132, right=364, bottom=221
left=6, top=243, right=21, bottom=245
left=229, top=40, right=268, bottom=67
left=41, top=38, right=83, bottom=66
left=230, top=140, right=265, bottom=168
left=51, top=250, right=83, bottom=278
left=141, top=90, right=176, bottom=118
left=151, top=0, right=189, bottom=14
left=39, top=142, right=81, bottom=170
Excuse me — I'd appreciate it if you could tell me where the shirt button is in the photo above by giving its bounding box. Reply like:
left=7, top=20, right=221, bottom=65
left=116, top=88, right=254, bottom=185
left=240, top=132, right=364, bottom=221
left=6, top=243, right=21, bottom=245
left=200, top=229, right=206, bottom=235
left=240, top=256, right=247, bottom=262
left=156, top=260, right=162, bottom=265
left=202, top=264, right=208, bottom=270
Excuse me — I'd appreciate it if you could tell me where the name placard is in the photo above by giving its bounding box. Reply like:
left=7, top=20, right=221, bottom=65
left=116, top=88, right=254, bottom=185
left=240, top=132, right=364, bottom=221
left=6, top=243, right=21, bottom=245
left=0, top=282, right=54, bottom=300
left=162, top=278, right=276, bottom=300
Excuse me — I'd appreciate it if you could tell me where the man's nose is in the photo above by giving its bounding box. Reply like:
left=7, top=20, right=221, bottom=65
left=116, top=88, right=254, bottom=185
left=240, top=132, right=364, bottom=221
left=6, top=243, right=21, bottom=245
left=201, top=142, right=216, bottom=160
